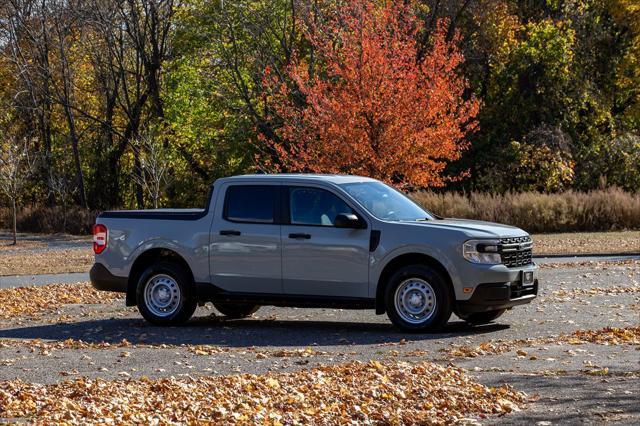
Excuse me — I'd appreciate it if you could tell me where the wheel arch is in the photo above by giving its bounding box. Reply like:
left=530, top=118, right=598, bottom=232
left=126, top=248, right=195, bottom=306
left=374, top=252, right=454, bottom=314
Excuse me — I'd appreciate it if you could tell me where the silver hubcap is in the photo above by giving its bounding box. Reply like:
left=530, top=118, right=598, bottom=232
left=394, top=278, right=437, bottom=324
left=143, top=274, right=181, bottom=317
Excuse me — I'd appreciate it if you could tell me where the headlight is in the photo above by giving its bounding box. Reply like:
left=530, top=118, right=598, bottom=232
left=463, top=239, right=502, bottom=264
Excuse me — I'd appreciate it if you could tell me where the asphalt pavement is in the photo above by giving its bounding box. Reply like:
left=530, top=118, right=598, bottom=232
left=0, top=262, right=638, bottom=424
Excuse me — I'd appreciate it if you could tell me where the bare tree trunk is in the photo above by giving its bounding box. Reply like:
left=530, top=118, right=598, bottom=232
left=69, top=118, right=88, bottom=208
left=52, top=1, right=88, bottom=209
left=61, top=99, right=88, bottom=208
left=11, top=197, right=17, bottom=245
left=134, top=150, right=144, bottom=208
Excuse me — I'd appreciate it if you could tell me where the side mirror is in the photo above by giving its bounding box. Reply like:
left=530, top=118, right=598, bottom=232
left=334, top=213, right=365, bottom=229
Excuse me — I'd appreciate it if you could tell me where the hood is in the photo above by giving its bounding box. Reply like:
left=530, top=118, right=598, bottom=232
left=402, top=218, right=528, bottom=239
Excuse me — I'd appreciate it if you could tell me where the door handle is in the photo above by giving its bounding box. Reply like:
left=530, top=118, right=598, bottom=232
left=220, top=229, right=241, bottom=236
left=288, top=233, right=311, bottom=239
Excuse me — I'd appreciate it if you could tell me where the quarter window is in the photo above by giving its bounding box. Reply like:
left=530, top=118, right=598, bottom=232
left=289, top=187, right=355, bottom=226
left=224, top=185, right=278, bottom=223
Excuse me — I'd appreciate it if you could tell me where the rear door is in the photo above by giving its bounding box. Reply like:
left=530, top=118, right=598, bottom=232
left=209, top=184, right=282, bottom=294
left=281, top=185, right=370, bottom=297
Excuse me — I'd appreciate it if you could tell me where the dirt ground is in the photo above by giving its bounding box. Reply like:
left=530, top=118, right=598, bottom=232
left=0, top=233, right=92, bottom=275
left=532, top=231, right=640, bottom=255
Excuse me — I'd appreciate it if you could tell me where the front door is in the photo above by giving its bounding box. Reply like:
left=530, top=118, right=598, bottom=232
left=210, top=184, right=282, bottom=294
left=281, top=186, right=370, bottom=298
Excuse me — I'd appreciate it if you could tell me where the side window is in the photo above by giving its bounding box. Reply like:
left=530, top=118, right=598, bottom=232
left=289, top=187, right=355, bottom=226
left=224, top=185, right=277, bottom=223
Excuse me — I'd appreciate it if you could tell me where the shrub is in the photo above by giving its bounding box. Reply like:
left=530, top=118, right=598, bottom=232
left=411, top=188, right=640, bottom=233
left=476, top=125, right=576, bottom=193
left=0, top=206, right=98, bottom=235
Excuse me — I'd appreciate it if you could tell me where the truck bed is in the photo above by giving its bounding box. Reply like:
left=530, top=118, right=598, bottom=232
left=99, top=208, right=207, bottom=220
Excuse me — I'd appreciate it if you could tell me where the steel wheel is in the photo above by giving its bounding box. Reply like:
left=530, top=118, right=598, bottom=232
left=393, top=278, right=437, bottom=324
left=143, top=274, right=181, bottom=318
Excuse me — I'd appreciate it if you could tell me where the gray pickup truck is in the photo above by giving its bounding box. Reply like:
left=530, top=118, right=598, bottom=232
left=91, top=174, right=538, bottom=331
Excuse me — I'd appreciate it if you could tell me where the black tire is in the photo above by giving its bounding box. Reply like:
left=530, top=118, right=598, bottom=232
left=460, top=309, right=506, bottom=325
left=384, top=265, right=452, bottom=332
left=136, top=261, right=197, bottom=326
left=213, top=302, right=260, bottom=319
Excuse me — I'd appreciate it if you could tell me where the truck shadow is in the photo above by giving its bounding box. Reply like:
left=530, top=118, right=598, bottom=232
left=0, top=316, right=509, bottom=348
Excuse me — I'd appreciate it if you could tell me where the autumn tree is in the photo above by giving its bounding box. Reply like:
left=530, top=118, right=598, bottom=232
left=261, top=0, right=479, bottom=189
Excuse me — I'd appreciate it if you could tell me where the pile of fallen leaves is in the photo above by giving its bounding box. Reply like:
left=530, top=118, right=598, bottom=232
left=0, top=360, right=526, bottom=424
left=0, top=283, right=121, bottom=319
left=190, top=346, right=329, bottom=359
left=0, top=338, right=137, bottom=355
left=570, top=326, right=640, bottom=345
left=445, top=326, right=640, bottom=358
left=444, top=341, right=523, bottom=359
left=551, top=286, right=640, bottom=297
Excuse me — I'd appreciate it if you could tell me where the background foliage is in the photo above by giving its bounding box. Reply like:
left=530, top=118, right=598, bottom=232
left=0, top=0, right=638, bottom=231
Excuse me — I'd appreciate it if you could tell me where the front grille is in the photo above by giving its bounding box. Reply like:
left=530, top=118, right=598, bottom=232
left=501, top=249, right=532, bottom=267
left=500, top=236, right=533, bottom=268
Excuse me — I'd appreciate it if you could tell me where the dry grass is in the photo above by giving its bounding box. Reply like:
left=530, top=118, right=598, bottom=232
left=0, top=247, right=93, bottom=275
left=412, top=188, right=640, bottom=233
left=532, top=231, right=640, bottom=255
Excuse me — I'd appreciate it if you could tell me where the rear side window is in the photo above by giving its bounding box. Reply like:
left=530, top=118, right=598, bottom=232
left=224, top=185, right=278, bottom=223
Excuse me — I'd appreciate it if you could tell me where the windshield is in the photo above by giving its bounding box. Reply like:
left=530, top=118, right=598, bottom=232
left=339, top=181, right=434, bottom=221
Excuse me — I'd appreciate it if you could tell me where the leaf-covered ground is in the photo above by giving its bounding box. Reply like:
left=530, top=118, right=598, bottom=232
left=0, top=360, right=526, bottom=424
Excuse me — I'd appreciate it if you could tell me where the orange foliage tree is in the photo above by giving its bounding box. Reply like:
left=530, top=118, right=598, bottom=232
left=261, top=0, right=479, bottom=189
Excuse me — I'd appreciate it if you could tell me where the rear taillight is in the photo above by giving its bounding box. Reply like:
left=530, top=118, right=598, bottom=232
left=93, top=224, right=108, bottom=254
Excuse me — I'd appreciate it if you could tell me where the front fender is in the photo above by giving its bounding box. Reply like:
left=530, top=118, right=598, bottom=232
left=370, top=244, right=462, bottom=299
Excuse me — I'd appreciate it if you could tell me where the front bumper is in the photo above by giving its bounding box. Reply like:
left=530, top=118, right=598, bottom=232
left=90, top=263, right=128, bottom=293
left=456, top=259, right=538, bottom=314
left=456, top=278, right=538, bottom=314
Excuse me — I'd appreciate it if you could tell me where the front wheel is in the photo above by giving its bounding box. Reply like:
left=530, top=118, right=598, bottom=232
left=459, top=309, right=506, bottom=325
left=136, top=261, right=197, bottom=326
left=213, top=302, right=260, bottom=319
left=385, top=265, right=452, bottom=332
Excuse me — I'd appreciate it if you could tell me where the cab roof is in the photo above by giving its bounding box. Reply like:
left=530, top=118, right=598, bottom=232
left=216, top=174, right=379, bottom=185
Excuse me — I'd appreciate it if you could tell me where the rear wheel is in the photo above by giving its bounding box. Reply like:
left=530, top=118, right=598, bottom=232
left=136, top=261, right=197, bottom=326
left=213, top=302, right=260, bottom=319
left=460, top=309, right=506, bottom=325
left=384, top=265, right=452, bottom=332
